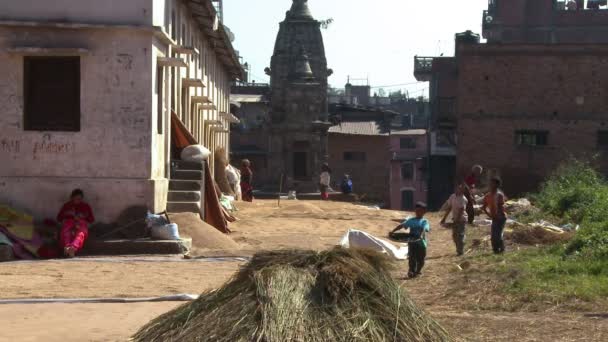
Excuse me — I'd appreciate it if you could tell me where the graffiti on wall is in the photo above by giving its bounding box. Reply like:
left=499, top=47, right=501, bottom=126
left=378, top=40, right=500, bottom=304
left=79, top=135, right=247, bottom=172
left=32, top=135, right=75, bottom=160
left=0, top=139, right=20, bottom=153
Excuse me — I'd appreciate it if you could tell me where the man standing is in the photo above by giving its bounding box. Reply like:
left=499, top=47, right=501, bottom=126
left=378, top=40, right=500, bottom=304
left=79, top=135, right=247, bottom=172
left=482, top=178, right=507, bottom=254
left=440, top=183, right=468, bottom=256
left=464, top=165, right=483, bottom=224
left=390, top=202, right=430, bottom=278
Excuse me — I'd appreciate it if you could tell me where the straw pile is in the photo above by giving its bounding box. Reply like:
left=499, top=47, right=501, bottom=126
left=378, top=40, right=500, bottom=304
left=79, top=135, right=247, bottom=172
left=507, top=225, right=573, bottom=245
left=133, top=248, right=453, bottom=342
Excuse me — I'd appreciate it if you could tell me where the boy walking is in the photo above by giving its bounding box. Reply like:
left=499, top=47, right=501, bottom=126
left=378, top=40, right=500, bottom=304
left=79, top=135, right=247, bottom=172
left=440, top=183, right=468, bottom=256
left=390, top=202, right=430, bottom=278
left=482, top=178, right=507, bottom=254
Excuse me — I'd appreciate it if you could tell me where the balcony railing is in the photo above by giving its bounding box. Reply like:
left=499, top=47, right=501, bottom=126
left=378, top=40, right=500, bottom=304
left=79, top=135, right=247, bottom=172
left=414, top=56, right=434, bottom=81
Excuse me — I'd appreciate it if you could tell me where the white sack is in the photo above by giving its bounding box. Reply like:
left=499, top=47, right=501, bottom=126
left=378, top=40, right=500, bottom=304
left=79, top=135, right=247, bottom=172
left=339, top=229, right=408, bottom=260
left=181, top=145, right=211, bottom=162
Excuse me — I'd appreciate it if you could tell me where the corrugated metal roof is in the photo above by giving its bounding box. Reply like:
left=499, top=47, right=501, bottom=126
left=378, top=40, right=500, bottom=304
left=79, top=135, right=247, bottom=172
left=390, top=129, right=427, bottom=136
left=328, top=121, right=389, bottom=136
left=230, top=94, right=265, bottom=103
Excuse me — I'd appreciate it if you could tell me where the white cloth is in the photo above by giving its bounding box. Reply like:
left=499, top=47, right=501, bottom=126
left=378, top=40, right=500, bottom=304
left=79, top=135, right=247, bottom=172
left=447, top=194, right=468, bottom=223
left=320, top=172, right=331, bottom=186
left=339, top=229, right=408, bottom=260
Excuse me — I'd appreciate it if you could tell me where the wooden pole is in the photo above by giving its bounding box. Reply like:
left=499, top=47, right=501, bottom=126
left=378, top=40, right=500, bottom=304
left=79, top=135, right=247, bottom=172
left=278, top=173, right=284, bottom=208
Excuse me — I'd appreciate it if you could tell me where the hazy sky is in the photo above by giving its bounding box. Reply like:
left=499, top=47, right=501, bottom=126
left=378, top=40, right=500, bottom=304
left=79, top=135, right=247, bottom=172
left=224, top=0, right=488, bottom=96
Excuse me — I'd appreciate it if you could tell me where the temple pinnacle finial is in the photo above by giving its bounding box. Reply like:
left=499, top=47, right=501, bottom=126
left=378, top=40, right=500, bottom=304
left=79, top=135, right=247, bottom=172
left=288, top=0, right=314, bottom=20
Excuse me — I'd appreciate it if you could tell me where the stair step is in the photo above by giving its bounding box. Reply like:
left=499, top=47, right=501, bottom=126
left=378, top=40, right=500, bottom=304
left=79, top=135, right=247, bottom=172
left=169, top=180, right=201, bottom=191
left=171, top=169, right=203, bottom=181
left=168, top=190, right=201, bottom=202
left=167, top=201, right=201, bottom=213
left=171, top=160, right=204, bottom=171
left=81, top=238, right=192, bottom=256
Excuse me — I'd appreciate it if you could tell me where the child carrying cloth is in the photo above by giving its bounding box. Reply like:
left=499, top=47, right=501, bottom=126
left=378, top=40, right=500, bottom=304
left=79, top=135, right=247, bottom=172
left=57, top=189, right=95, bottom=258
left=390, top=202, right=430, bottom=279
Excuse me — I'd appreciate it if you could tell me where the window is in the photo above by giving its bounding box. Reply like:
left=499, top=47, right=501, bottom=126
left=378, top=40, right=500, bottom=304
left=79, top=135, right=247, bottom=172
left=24, top=56, right=80, bottom=131
left=516, top=130, right=548, bottom=147
left=400, top=137, right=416, bottom=149
left=343, top=152, right=366, bottom=161
left=598, top=131, right=608, bottom=149
left=401, top=162, right=414, bottom=180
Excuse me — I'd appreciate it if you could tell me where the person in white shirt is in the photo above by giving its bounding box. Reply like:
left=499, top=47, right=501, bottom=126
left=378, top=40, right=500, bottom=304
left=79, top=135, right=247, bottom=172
left=319, top=163, right=331, bottom=200
left=440, top=183, right=469, bottom=256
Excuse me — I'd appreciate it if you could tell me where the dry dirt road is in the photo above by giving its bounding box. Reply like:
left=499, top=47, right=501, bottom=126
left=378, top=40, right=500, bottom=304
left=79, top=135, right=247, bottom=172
left=1, top=200, right=607, bottom=341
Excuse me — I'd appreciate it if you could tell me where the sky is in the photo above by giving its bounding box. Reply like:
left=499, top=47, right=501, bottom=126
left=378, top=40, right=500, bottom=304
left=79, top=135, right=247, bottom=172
left=224, top=0, right=488, bottom=96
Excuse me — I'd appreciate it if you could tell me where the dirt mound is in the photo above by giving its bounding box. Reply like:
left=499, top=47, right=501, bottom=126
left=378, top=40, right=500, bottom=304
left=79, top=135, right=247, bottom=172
left=168, top=213, right=240, bottom=251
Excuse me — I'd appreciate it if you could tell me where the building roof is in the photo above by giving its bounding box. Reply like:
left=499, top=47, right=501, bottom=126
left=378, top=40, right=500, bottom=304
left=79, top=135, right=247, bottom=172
left=390, top=129, right=427, bottom=136
left=328, top=121, right=390, bottom=136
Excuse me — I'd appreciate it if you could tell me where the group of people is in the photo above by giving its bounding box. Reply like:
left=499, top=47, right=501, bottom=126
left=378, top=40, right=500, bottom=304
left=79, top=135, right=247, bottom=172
left=319, top=164, right=354, bottom=200
left=390, top=165, right=507, bottom=279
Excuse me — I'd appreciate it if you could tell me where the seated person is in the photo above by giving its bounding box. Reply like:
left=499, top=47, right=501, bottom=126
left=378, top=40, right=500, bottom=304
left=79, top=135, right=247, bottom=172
left=340, top=174, right=353, bottom=194
left=57, top=189, right=95, bottom=258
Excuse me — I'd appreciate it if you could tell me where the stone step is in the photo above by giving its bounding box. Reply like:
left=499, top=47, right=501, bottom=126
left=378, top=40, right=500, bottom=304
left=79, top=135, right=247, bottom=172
left=168, top=190, right=201, bottom=202
left=81, top=238, right=192, bottom=256
left=169, top=180, right=201, bottom=191
left=171, top=169, right=203, bottom=181
left=171, top=160, right=204, bottom=171
left=167, top=201, right=201, bottom=213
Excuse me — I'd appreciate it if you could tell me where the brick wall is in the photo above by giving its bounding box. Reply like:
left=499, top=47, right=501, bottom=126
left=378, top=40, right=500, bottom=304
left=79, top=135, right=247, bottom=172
left=457, top=45, right=608, bottom=195
left=328, top=134, right=391, bottom=203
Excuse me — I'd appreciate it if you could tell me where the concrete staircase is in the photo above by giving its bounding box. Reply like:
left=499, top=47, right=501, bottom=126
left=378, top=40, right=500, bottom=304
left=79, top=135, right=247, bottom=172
left=168, top=160, right=204, bottom=213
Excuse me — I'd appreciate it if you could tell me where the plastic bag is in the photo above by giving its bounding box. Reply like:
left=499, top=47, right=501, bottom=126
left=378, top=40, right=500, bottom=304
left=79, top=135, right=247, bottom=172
left=150, top=223, right=180, bottom=240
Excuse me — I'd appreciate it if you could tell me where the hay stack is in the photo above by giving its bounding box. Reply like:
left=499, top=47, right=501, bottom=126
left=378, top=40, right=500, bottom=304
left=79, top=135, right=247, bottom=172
left=133, top=248, right=453, bottom=342
left=507, top=225, right=573, bottom=245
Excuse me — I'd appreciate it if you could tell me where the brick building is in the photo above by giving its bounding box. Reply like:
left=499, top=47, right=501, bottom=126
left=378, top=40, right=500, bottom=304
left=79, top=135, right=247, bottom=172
left=416, top=0, right=608, bottom=198
left=457, top=44, right=608, bottom=194
left=389, top=129, right=428, bottom=210
left=327, top=105, right=396, bottom=203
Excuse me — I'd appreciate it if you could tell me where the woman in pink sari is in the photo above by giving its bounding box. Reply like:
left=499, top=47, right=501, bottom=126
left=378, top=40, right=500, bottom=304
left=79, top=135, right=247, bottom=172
left=57, top=189, right=95, bottom=258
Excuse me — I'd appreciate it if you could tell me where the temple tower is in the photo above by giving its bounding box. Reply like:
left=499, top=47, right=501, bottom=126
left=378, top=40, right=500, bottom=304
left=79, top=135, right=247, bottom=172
left=266, top=0, right=332, bottom=191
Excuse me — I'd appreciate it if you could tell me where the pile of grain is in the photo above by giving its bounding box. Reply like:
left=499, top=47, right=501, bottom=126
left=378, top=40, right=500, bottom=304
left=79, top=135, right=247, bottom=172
left=169, top=213, right=240, bottom=251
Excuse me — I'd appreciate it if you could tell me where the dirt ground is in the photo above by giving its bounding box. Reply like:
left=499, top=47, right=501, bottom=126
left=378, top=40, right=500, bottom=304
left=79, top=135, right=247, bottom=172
left=1, top=200, right=607, bottom=341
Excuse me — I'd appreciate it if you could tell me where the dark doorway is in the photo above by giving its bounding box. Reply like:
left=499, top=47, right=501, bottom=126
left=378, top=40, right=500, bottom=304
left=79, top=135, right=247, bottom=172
left=401, top=190, right=414, bottom=211
left=428, top=156, right=456, bottom=210
left=293, top=152, right=308, bottom=180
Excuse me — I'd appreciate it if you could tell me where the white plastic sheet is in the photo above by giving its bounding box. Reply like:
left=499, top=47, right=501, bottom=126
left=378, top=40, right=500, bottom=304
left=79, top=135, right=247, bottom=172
left=339, top=229, right=408, bottom=260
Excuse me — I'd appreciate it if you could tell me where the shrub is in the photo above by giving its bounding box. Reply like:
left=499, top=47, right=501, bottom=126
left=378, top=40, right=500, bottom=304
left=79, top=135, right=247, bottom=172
left=532, top=159, right=608, bottom=258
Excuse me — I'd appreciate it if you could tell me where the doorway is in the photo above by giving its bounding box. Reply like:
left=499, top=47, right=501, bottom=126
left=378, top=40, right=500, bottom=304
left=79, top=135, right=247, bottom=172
left=293, top=152, right=308, bottom=180
left=401, top=190, right=414, bottom=211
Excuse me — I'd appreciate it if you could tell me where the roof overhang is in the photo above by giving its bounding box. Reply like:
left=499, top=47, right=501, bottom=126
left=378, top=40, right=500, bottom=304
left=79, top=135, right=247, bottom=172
left=185, top=0, right=245, bottom=81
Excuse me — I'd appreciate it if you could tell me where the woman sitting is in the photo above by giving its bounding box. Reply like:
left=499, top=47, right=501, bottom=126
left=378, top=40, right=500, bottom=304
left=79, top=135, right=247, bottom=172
left=57, top=189, right=95, bottom=258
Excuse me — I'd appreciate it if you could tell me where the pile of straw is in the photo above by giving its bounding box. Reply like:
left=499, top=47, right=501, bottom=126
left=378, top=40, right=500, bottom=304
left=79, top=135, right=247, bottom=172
left=507, top=225, right=573, bottom=246
left=133, top=248, right=453, bottom=342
